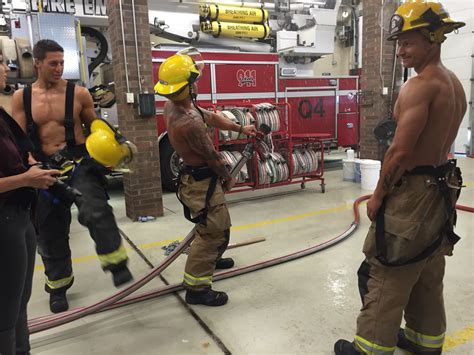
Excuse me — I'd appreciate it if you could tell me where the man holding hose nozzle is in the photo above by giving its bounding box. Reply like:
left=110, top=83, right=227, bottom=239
left=155, top=48, right=257, bottom=306
left=335, top=1, right=466, bottom=354
left=11, top=39, right=136, bottom=314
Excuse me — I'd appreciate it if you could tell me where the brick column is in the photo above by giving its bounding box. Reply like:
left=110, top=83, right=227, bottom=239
left=360, top=0, right=400, bottom=160
left=107, top=0, right=163, bottom=220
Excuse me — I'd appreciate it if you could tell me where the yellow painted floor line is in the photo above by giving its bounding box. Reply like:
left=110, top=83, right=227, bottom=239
left=443, top=326, right=474, bottom=352
left=34, top=238, right=184, bottom=271
left=34, top=202, right=354, bottom=271
left=231, top=203, right=351, bottom=232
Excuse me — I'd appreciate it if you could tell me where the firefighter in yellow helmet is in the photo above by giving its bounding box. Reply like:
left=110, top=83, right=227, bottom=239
left=387, top=0, right=465, bottom=43
left=154, top=51, right=202, bottom=101
left=335, top=2, right=466, bottom=354
left=155, top=48, right=256, bottom=306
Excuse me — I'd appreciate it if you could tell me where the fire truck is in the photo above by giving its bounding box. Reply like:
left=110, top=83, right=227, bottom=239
left=152, top=48, right=359, bottom=192
left=151, top=1, right=360, bottom=191
left=1, top=0, right=361, bottom=192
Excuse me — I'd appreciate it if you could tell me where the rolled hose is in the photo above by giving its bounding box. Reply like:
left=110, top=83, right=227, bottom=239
left=28, top=197, right=473, bottom=333
left=80, top=26, right=108, bottom=78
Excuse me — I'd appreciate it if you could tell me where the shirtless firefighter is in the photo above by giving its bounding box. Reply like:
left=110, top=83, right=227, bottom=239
left=334, top=2, right=466, bottom=354
left=155, top=48, right=257, bottom=306
left=12, top=39, right=133, bottom=314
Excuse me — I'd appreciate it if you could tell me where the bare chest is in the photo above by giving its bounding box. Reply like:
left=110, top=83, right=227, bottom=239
left=30, top=89, right=81, bottom=127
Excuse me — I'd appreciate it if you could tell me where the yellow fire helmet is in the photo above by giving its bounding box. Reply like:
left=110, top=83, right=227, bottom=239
left=154, top=47, right=204, bottom=101
left=387, top=0, right=465, bottom=43
left=86, top=119, right=137, bottom=169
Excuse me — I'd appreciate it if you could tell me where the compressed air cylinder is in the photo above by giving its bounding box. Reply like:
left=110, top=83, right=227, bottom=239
left=201, top=21, right=270, bottom=39
left=199, top=3, right=268, bottom=24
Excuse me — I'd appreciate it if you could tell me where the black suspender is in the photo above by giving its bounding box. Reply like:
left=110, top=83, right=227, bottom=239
left=23, top=81, right=77, bottom=154
left=64, top=81, right=76, bottom=149
left=176, top=167, right=219, bottom=226
left=23, top=85, right=43, bottom=159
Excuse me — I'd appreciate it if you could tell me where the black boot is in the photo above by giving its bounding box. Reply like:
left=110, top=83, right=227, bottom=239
left=334, top=340, right=362, bottom=355
left=397, top=328, right=442, bottom=355
left=49, top=291, right=69, bottom=313
left=215, top=257, right=234, bottom=269
left=185, top=289, right=228, bottom=306
left=111, top=265, right=133, bottom=287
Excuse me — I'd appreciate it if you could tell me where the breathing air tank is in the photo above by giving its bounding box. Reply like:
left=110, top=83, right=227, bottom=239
left=199, top=3, right=268, bottom=24
left=201, top=21, right=270, bottom=39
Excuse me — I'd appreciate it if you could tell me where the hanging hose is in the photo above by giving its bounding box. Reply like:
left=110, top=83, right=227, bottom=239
left=80, top=26, right=109, bottom=79
left=28, top=197, right=474, bottom=333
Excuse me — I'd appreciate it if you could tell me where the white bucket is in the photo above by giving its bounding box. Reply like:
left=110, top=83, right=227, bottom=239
left=342, top=159, right=355, bottom=181
left=346, top=149, right=355, bottom=161
left=354, top=158, right=362, bottom=183
left=361, top=159, right=381, bottom=191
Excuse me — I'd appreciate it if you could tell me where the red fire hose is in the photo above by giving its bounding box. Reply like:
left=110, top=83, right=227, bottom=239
left=28, top=198, right=473, bottom=333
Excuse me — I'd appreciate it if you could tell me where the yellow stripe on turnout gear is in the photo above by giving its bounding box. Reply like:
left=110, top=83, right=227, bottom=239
left=45, top=274, right=74, bottom=290
left=183, top=272, right=212, bottom=287
left=405, top=327, right=445, bottom=349
left=97, top=243, right=128, bottom=267
left=354, top=335, right=396, bottom=355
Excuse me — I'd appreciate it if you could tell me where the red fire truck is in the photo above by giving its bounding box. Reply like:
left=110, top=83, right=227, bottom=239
left=152, top=48, right=359, bottom=192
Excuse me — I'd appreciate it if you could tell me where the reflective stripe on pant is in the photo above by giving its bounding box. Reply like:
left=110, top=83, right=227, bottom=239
left=45, top=274, right=74, bottom=291
left=355, top=240, right=451, bottom=353
left=97, top=243, right=128, bottom=269
left=354, top=335, right=395, bottom=355
left=178, top=175, right=231, bottom=291
left=404, top=327, right=445, bottom=349
left=37, top=158, right=128, bottom=293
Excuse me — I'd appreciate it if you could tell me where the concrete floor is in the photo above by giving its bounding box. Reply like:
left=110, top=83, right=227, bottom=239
left=28, top=157, right=474, bottom=355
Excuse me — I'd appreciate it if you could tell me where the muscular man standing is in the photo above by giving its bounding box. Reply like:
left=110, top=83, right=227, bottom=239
left=12, top=40, right=132, bottom=314
left=335, top=2, right=466, bottom=354
left=156, top=49, right=256, bottom=306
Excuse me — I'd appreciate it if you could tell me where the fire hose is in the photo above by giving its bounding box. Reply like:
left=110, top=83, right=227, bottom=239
left=28, top=198, right=474, bottom=333
left=28, top=197, right=474, bottom=333
left=28, top=135, right=474, bottom=332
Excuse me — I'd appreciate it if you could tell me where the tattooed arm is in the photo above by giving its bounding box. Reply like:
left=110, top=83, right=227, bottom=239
left=202, top=109, right=257, bottom=137
left=367, top=77, right=433, bottom=221
left=184, top=120, right=232, bottom=180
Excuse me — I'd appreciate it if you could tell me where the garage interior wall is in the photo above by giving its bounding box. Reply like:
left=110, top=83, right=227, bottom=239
left=440, top=0, right=473, bottom=155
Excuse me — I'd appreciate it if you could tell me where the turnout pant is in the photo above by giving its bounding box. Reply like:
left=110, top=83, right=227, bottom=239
left=178, top=174, right=231, bottom=291
left=354, top=173, right=461, bottom=354
left=0, top=205, right=36, bottom=355
left=36, top=158, right=128, bottom=294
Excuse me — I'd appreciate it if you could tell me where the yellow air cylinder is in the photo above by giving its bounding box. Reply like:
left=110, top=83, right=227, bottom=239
left=199, top=3, right=268, bottom=24
left=201, top=21, right=270, bottom=39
